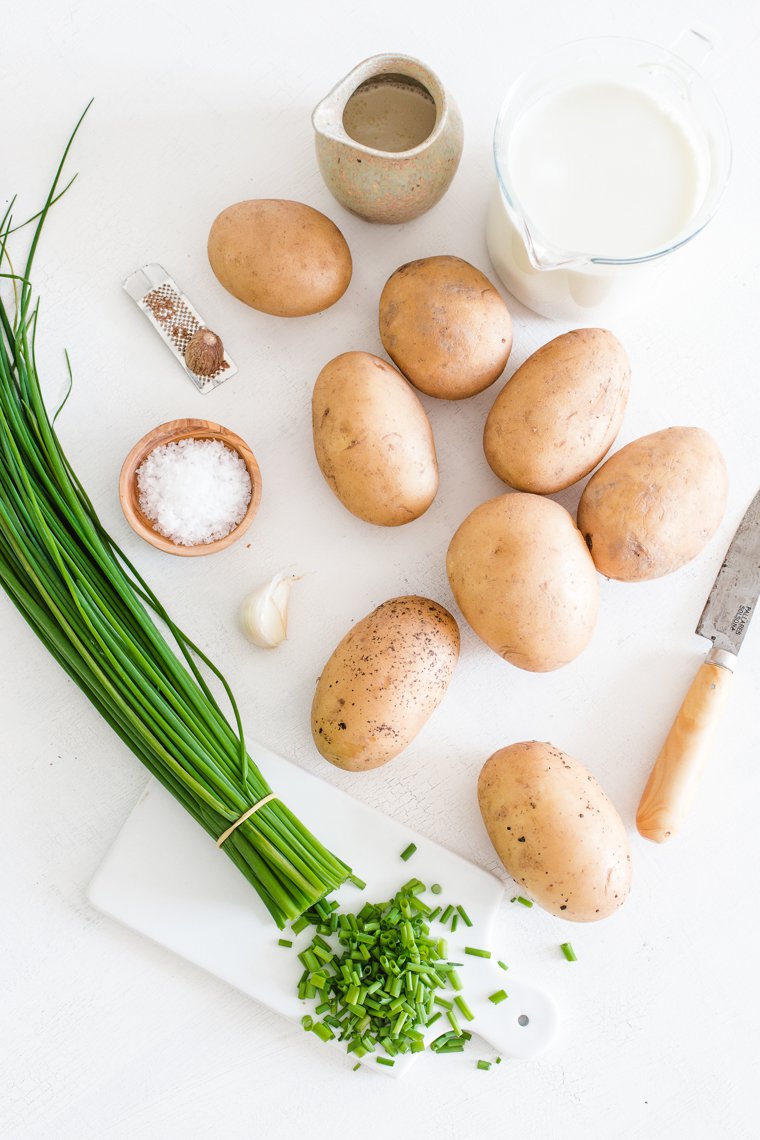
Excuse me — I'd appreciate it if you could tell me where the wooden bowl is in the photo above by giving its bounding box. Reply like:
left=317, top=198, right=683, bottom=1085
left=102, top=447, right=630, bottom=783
left=119, top=419, right=262, bottom=556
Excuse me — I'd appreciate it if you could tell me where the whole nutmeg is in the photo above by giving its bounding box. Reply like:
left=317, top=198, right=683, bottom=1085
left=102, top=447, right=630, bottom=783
left=185, top=328, right=224, bottom=376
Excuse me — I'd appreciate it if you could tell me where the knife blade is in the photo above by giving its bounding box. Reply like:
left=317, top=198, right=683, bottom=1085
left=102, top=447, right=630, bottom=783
left=637, top=489, right=760, bottom=843
left=696, top=487, right=760, bottom=655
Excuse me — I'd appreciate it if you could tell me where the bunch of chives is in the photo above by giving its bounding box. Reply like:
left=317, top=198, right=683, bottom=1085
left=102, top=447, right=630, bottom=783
left=0, top=108, right=350, bottom=927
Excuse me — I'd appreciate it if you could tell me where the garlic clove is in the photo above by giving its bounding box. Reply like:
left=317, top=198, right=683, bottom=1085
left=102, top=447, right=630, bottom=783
left=240, top=572, right=298, bottom=648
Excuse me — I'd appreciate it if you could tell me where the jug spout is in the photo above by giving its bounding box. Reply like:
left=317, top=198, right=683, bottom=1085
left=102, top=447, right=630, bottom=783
left=520, top=217, right=588, bottom=272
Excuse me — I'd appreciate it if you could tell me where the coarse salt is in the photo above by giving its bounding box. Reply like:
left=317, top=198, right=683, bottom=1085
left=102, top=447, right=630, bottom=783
left=136, top=438, right=252, bottom=547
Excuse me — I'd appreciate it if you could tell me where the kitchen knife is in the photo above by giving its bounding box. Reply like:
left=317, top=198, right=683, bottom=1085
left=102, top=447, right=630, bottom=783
left=637, top=488, right=760, bottom=843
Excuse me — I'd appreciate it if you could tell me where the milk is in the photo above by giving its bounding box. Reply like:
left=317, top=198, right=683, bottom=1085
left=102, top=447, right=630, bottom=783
left=507, top=82, right=706, bottom=258
left=487, top=74, right=713, bottom=320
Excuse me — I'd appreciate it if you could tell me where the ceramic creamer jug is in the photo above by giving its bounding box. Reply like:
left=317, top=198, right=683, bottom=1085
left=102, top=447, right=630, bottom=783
left=312, top=53, right=463, bottom=224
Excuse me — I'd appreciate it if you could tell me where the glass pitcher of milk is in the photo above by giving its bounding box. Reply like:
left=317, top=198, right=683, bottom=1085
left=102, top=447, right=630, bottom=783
left=486, top=33, right=731, bottom=320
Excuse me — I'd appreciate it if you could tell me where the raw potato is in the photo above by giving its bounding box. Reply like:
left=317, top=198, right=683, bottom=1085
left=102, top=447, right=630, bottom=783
left=378, top=255, right=512, bottom=399
left=577, top=426, right=728, bottom=582
left=312, top=596, right=459, bottom=771
left=207, top=199, right=352, bottom=317
left=483, top=329, right=630, bottom=493
left=478, top=741, right=632, bottom=921
left=312, top=352, right=439, bottom=526
left=446, top=493, right=598, bottom=671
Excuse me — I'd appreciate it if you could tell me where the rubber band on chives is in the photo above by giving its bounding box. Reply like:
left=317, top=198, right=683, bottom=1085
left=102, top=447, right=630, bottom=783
left=216, top=792, right=279, bottom=847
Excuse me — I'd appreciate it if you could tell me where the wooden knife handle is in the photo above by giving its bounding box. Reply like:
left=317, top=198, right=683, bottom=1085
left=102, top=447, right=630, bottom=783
left=636, top=651, right=735, bottom=843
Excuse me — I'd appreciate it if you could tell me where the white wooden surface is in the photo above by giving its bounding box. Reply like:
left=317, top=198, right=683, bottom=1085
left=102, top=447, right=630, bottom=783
left=1, top=2, right=759, bottom=1137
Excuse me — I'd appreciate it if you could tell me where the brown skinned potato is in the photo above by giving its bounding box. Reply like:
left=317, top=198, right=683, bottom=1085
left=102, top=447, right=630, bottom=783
left=483, top=328, right=630, bottom=493
left=577, top=426, right=728, bottom=581
left=478, top=741, right=632, bottom=921
left=379, top=256, right=512, bottom=399
left=311, top=596, right=459, bottom=771
left=446, top=493, right=598, bottom=671
left=312, top=352, right=439, bottom=526
left=207, top=199, right=351, bottom=316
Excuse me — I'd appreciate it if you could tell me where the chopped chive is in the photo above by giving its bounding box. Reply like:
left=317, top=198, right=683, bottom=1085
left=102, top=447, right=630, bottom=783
left=352, top=1062, right=361, bottom=1071
left=497, top=960, right=509, bottom=972
left=400, top=843, right=417, bottom=862
left=431, top=883, right=442, bottom=894
left=278, top=938, right=293, bottom=948
left=495, top=1056, right=502, bottom=1064
left=489, top=989, right=508, bottom=1005
left=477, top=1060, right=492, bottom=1071
left=392, top=1012, right=408, bottom=1038
left=560, top=942, right=577, bottom=962
left=427, top=906, right=442, bottom=922
left=446, top=1010, right=462, bottom=1036
left=426, top=1012, right=442, bottom=1027
left=348, top=874, right=367, bottom=890
left=450, top=914, right=459, bottom=933
left=464, top=946, right=491, bottom=959
left=454, top=996, right=474, bottom=1022
left=434, top=996, right=453, bottom=1010
left=376, top=1056, right=395, bottom=1067
left=440, top=905, right=454, bottom=924
left=456, top=905, right=473, bottom=928
left=401, top=878, right=426, bottom=895
left=510, top=895, right=533, bottom=908
left=448, top=969, right=463, bottom=992
left=312, top=1021, right=336, bottom=1042
left=301, top=1015, right=313, bottom=1031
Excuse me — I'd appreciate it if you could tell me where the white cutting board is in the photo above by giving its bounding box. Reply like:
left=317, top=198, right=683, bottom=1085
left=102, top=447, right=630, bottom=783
left=88, top=739, right=558, bottom=1076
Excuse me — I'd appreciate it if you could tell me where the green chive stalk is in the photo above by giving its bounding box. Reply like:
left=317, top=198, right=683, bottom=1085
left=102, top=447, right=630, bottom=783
left=0, top=107, right=351, bottom=927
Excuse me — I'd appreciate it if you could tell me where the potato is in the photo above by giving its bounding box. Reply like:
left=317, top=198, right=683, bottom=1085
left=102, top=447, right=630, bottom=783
left=207, top=199, right=352, bottom=316
left=478, top=741, right=632, bottom=921
left=312, top=596, right=459, bottom=771
left=446, top=493, right=598, bottom=671
left=577, top=426, right=728, bottom=581
left=483, top=329, right=630, bottom=493
left=312, top=351, right=439, bottom=526
left=378, top=256, right=512, bottom=399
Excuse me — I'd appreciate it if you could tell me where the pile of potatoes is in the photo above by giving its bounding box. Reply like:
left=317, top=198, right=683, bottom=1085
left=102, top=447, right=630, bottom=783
left=207, top=197, right=728, bottom=922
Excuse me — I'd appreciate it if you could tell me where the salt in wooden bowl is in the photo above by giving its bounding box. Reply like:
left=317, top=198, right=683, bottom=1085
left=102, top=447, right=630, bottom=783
left=119, top=419, right=262, bottom=556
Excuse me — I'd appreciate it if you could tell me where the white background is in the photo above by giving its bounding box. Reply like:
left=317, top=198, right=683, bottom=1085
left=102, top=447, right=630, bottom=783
left=2, top=1, right=759, bottom=1137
